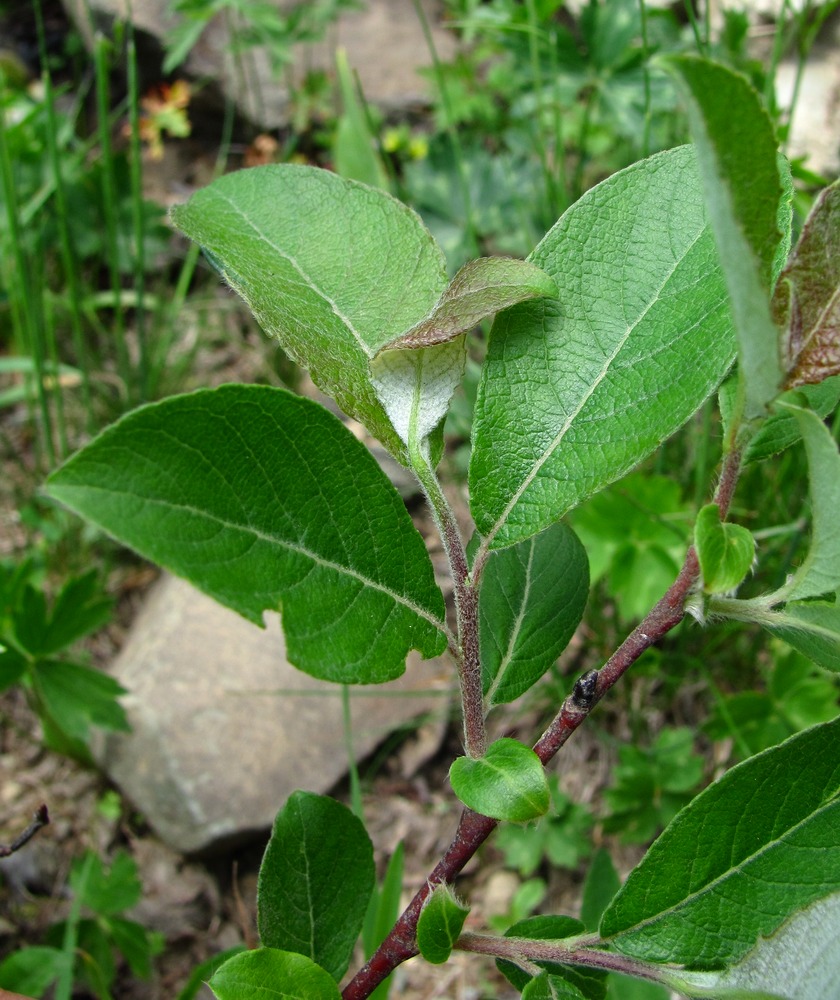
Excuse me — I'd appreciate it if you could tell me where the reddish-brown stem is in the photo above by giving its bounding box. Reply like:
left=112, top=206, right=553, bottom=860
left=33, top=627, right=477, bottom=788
left=342, top=449, right=745, bottom=999
left=457, top=931, right=671, bottom=984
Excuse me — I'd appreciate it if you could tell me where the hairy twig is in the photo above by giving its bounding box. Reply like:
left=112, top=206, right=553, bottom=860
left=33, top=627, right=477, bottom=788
left=342, top=447, right=744, bottom=999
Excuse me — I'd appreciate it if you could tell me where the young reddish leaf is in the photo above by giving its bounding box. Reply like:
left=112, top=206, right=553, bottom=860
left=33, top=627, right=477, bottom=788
left=416, top=884, right=470, bottom=965
left=774, top=182, right=840, bottom=389
left=449, top=738, right=550, bottom=822
left=379, top=257, right=557, bottom=352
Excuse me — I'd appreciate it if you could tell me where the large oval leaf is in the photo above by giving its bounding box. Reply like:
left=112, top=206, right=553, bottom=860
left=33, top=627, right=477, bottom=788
left=257, top=792, right=375, bottom=981
left=469, top=144, right=734, bottom=550
left=600, top=716, right=840, bottom=968
left=170, top=165, right=448, bottom=462
left=46, top=385, right=446, bottom=684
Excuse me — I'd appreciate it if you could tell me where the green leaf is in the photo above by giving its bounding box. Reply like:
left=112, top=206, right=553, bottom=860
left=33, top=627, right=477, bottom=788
left=176, top=947, right=247, bottom=1000
left=46, top=386, right=447, bottom=685
left=257, top=792, right=375, bottom=981
left=469, top=145, right=734, bottom=549
left=581, top=849, right=621, bottom=933
left=605, top=974, right=669, bottom=999
left=333, top=48, right=389, bottom=190
left=71, top=849, right=141, bottom=916
left=600, top=717, right=840, bottom=968
left=416, top=884, right=470, bottom=964
left=774, top=181, right=840, bottom=389
left=33, top=660, right=129, bottom=742
left=674, top=892, right=840, bottom=1000
left=522, top=973, right=590, bottom=1000
left=480, top=523, right=589, bottom=706
left=497, top=916, right=606, bottom=999
left=170, top=165, right=448, bottom=462
left=0, top=946, right=69, bottom=996
left=662, top=56, right=784, bottom=419
left=370, top=258, right=557, bottom=461
left=764, top=600, right=840, bottom=673
left=743, top=377, right=840, bottom=463
left=773, top=402, right=840, bottom=602
left=449, top=738, right=550, bottom=822
left=0, top=647, right=27, bottom=691
left=694, top=503, right=755, bottom=594
left=209, top=948, right=342, bottom=1000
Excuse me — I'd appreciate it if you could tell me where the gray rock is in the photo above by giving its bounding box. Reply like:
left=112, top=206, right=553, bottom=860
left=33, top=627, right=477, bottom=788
left=62, top=0, right=456, bottom=130
left=95, top=573, right=451, bottom=854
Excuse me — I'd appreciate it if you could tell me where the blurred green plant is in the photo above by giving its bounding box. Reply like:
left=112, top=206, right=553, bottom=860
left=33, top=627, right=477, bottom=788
left=705, top=643, right=840, bottom=759
left=0, top=559, right=128, bottom=760
left=0, top=850, right=163, bottom=1000
left=495, top=777, right=593, bottom=878
left=602, top=728, right=705, bottom=844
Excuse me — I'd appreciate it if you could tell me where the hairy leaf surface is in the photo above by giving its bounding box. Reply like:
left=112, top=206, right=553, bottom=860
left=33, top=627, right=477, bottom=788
left=600, top=717, right=840, bottom=968
left=257, top=792, right=375, bottom=981
left=449, top=738, right=550, bottom=822
left=46, top=386, right=446, bottom=684
left=470, top=145, right=733, bottom=549
left=170, top=165, right=448, bottom=461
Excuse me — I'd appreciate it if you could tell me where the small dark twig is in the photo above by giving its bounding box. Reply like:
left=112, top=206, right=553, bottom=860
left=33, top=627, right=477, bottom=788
left=0, top=805, right=50, bottom=858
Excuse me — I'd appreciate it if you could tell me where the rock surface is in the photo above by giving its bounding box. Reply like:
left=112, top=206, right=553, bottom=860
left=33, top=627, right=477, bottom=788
left=62, top=0, right=456, bottom=129
left=95, top=573, right=451, bottom=854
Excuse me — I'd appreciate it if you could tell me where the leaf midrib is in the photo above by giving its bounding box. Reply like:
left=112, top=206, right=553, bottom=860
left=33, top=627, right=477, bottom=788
left=53, top=483, right=445, bottom=633
left=483, top=225, right=708, bottom=549
left=214, top=189, right=372, bottom=359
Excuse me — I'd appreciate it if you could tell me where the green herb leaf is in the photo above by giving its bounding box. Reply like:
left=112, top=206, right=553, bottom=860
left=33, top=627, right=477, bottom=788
left=470, top=145, right=734, bottom=549
left=170, top=165, right=448, bottom=462
left=33, top=660, right=129, bottom=742
left=416, top=884, right=470, bottom=964
left=449, top=738, right=550, bottom=822
left=209, top=948, right=342, bottom=1000
left=775, top=181, right=840, bottom=389
left=581, top=849, right=621, bottom=933
left=46, top=386, right=447, bottom=685
left=661, top=56, right=784, bottom=419
left=480, top=523, right=589, bottom=706
left=600, top=717, right=840, bottom=968
left=257, top=792, right=375, bottom=981
left=694, top=503, right=755, bottom=594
